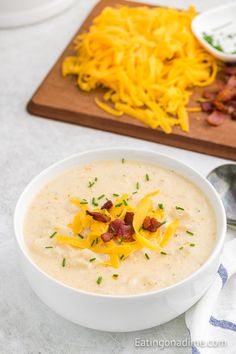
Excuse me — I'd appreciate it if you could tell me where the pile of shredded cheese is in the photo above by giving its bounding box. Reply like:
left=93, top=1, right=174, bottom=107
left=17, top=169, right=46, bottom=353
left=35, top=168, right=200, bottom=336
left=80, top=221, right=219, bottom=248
left=56, top=191, right=179, bottom=268
left=62, top=5, right=219, bottom=133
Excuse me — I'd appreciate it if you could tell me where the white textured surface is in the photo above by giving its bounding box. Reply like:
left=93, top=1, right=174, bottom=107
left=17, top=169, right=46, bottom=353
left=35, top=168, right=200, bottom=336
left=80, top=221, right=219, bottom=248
left=0, top=0, right=235, bottom=353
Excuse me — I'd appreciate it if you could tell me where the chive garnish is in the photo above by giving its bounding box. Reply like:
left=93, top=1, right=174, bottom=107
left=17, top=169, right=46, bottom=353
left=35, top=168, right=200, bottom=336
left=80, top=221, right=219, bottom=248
left=160, top=221, right=167, bottom=226
left=112, top=274, right=119, bottom=278
left=160, top=251, right=167, bottom=255
left=49, top=231, right=57, bottom=239
left=80, top=201, right=88, bottom=205
left=120, top=254, right=124, bottom=260
left=176, top=206, right=184, bottom=211
left=91, top=240, right=95, bottom=247
left=179, top=246, right=184, bottom=250
left=96, top=276, right=102, bottom=285
left=96, top=237, right=99, bottom=244
left=113, top=193, right=119, bottom=197
left=121, top=158, right=125, bottom=163
left=88, top=177, right=98, bottom=188
left=45, top=246, right=53, bottom=249
left=132, top=191, right=138, bottom=195
left=123, top=199, right=128, bottom=206
left=145, top=253, right=150, bottom=260
left=98, top=194, right=105, bottom=200
left=115, top=202, right=123, bottom=207
left=158, top=203, right=164, bottom=210
left=78, top=233, right=84, bottom=239
left=186, top=230, right=194, bottom=236
left=89, top=258, right=96, bottom=262
left=120, top=237, right=125, bottom=242
left=62, top=258, right=66, bottom=267
left=145, top=173, right=149, bottom=181
left=190, top=243, right=195, bottom=247
left=136, top=182, right=140, bottom=190
left=92, top=197, right=98, bottom=207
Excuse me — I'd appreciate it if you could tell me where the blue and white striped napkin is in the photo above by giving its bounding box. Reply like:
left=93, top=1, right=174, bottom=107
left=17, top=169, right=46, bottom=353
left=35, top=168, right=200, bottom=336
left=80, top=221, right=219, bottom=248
left=185, top=239, right=236, bottom=354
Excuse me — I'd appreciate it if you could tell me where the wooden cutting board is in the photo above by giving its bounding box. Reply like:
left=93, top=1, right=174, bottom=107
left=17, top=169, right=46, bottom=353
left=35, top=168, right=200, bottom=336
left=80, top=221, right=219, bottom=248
left=27, top=0, right=236, bottom=161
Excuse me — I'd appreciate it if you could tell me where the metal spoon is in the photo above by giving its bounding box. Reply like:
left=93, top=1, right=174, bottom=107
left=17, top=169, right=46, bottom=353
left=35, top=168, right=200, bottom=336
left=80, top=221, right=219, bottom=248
left=207, top=164, right=236, bottom=228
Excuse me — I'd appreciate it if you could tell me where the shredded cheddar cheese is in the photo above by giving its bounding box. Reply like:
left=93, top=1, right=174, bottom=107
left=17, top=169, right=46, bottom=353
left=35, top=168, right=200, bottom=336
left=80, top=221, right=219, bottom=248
left=62, top=5, right=220, bottom=133
left=56, top=190, right=180, bottom=268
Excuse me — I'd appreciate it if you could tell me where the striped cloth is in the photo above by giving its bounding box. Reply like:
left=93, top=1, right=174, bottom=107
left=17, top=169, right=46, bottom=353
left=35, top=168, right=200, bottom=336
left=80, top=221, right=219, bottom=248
left=185, top=239, right=236, bottom=354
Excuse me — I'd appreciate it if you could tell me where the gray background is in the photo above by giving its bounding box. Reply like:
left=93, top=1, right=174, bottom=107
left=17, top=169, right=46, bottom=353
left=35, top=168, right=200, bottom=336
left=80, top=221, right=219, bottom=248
left=0, top=0, right=234, bottom=353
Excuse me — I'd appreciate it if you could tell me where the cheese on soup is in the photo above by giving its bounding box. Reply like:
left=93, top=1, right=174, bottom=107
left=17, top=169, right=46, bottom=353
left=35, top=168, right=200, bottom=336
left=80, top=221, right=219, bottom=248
left=24, top=159, right=216, bottom=295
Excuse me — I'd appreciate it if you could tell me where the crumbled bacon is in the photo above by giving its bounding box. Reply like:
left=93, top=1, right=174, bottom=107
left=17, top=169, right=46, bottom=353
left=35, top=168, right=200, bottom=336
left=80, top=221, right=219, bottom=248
left=101, top=200, right=113, bottom=210
left=223, top=66, right=236, bottom=76
left=207, top=111, right=227, bottom=126
left=108, top=219, right=134, bottom=241
left=86, top=210, right=111, bottom=223
left=124, top=212, right=134, bottom=225
left=101, top=232, right=113, bottom=242
left=227, top=75, right=236, bottom=88
left=200, top=101, right=214, bottom=113
left=143, top=216, right=161, bottom=232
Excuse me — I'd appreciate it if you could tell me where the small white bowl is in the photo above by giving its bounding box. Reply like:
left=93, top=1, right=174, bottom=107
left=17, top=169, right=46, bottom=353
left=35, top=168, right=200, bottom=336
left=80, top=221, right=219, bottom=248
left=192, top=3, right=236, bottom=62
left=14, top=148, right=226, bottom=332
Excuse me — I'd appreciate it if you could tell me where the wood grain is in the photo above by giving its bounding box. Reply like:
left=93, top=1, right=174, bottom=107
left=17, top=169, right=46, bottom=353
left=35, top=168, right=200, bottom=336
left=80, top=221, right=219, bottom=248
left=27, top=0, right=236, bottom=161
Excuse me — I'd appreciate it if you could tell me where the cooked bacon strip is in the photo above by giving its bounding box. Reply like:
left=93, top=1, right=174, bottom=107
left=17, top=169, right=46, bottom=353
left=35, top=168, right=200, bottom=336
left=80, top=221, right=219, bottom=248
left=227, top=76, right=236, bottom=88
left=207, top=111, right=227, bottom=126
left=101, top=200, right=113, bottom=210
left=223, top=66, right=236, bottom=75
left=101, top=232, right=113, bottom=242
left=108, top=219, right=134, bottom=241
left=143, top=216, right=161, bottom=232
left=86, top=210, right=111, bottom=223
left=214, top=87, right=236, bottom=112
left=200, top=101, right=213, bottom=113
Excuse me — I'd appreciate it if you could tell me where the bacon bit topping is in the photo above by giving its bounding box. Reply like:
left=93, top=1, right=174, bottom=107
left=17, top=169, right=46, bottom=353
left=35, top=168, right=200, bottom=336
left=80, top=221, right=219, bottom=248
left=200, top=101, right=213, bottom=113
left=108, top=219, right=134, bottom=241
left=101, top=232, right=114, bottom=242
left=86, top=210, right=111, bottom=223
left=124, top=212, right=134, bottom=225
left=143, top=216, right=161, bottom=232
left=223, top=66, right=236, bottom=76
left=207, top=111, right=227, bottom=126
left=101, top=199, right=113, bottom=210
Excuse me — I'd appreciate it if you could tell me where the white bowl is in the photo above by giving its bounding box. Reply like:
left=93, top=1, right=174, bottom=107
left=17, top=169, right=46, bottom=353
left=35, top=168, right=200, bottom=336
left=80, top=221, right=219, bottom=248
left=14, top=148, right=226, bottom=332
left=192, top=3, right=236, bottom=62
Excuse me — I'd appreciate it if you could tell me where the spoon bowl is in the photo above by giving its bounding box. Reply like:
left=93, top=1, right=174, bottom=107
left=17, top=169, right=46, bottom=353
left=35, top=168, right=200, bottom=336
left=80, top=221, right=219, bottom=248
left=207, top=164, right=236, bottom=228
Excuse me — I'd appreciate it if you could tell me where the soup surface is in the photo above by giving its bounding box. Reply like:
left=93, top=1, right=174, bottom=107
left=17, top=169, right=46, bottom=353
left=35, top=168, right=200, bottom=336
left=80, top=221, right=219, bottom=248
left=24, top=159, right=216, bottom=295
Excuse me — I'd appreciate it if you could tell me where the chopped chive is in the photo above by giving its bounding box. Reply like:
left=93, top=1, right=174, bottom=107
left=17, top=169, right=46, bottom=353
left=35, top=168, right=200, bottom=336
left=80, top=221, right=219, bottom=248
left=49, top=231, right=57, bottom=239
left=158, top=203, right=164, bottom=210
left=136, top=182, right=140, bottom=190
left=88, top=177, right=98, bottom=188
left=121, top=158, right=125, bottom=163
left=132, top=191, right=138, bottom=195
left=89, top=258, right=96, bottom=262
left=95, top=177, right=98, bottom=181
left=45, top=246, right=53, bottom=249
left=98, top=194, right=105, bottom=200
left=123, top=199, right=128, bottom=206
left=112, top=274, right=119, bottom=278
left=96, top=237, right=99, bottom=244
left=80, top=201, right=88, bottom=205
left=190, top=243, right=195, bottom=247
left=91, top=240, right=95, bottom=247
left=160, top=251, right=167, bottom=255
left=78, top=233, right=84, bottom=239
left=145, top=253, right=150, bottom=260
left=120, top=237, right=125, bottom=242
left=186, top=230, right=194, bottom=236
left=96, top=276, right=102, bottom=285
left=62, top=258, right=66, bottom=267
left=113, top=193, right=119, bottom=197
left=115, top=202, right=123, bottom=207
left=145, top=173, right=149, bottom=181
left=160, top=221, right=167, bottom=226
left=179, top=246, right=184, bottom=250
left=176, top=206, right=184, bottom=211
left=92, top=197, right=98, bottom=207
left=120, top=254, right=124, bottom=260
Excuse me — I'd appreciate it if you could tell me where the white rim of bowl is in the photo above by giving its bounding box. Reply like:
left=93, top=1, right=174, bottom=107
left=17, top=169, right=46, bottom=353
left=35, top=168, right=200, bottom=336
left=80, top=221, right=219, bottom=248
left=14, top=147, right=227, bottom=299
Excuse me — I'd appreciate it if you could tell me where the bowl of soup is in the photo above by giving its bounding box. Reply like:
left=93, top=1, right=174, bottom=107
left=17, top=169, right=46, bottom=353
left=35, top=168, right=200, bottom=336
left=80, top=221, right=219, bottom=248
left=14, top=148, right=226, bottom=331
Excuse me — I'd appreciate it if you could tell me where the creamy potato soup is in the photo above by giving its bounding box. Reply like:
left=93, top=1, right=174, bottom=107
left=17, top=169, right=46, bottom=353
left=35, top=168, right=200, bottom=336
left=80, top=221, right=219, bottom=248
left=24, top=160, right=216, bottom=295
